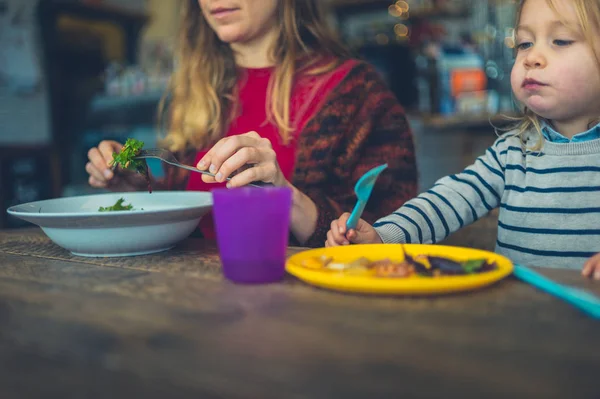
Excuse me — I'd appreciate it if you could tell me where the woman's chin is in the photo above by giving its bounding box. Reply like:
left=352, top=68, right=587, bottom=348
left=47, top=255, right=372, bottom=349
left=215, top=30, right=247, bottom=44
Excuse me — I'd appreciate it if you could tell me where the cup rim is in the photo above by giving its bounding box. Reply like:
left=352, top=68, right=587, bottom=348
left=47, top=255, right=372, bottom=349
left=211, top=186, right=292, bottom=195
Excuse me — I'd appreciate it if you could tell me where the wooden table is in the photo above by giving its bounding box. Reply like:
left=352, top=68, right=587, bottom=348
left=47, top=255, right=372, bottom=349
left=0, top=228, right=598, bottom=399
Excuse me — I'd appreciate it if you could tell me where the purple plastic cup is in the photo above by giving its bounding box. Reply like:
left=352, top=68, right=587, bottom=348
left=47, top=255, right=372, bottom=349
left=212, top=186, right=292, bottom=284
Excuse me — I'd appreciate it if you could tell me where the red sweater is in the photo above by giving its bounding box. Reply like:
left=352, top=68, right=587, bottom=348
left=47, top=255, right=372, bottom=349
left=165, top=60, right=418, bottom=247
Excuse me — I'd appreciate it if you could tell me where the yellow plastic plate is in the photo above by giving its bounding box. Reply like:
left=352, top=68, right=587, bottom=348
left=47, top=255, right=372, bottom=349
left=286, top=244, right=514, bottom=295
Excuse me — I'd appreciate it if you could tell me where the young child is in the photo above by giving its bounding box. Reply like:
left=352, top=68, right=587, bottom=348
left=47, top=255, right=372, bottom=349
left=326, top=0, right=600, bottom=280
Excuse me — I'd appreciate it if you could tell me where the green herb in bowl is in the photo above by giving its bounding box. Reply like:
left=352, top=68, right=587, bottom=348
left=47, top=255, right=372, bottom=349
left=98, top=197, right=134, bottom=212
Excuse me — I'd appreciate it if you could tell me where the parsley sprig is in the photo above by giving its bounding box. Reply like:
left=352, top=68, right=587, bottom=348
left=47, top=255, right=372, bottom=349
left=108, top=137, right=153, bottom=193
left=109, top=138, right=147, bottom=174
left=98, top=197, right=134, bottom=212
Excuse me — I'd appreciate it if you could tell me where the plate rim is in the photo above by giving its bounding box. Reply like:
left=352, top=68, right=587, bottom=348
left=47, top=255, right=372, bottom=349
left=6, top=191, right=213, bottom=219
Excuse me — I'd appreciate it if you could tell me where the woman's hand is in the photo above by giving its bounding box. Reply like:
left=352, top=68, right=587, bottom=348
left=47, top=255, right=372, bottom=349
left=86, top=140, right=148, bottom=192
left=582, top=253, right=600, bottom=280
left=196, top=131, right=287, bottom=187
left=198, top=131, right=320, bottom=243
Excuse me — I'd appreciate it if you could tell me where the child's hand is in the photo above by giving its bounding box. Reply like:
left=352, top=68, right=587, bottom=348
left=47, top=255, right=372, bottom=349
left=582, top=253, right=600, bottom=280
left=325, top=212, right=383, bottom=247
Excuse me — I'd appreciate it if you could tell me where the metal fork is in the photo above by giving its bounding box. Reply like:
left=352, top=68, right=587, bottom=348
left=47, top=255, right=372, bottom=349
left=133, top=148, right=272, bottom=188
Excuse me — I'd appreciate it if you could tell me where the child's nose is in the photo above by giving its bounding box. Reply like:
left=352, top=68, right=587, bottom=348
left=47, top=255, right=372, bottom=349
left=524, top=47, right=547, bottom=69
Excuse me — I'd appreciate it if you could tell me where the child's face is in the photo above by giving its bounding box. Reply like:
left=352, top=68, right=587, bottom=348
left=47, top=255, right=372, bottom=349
left=511, top=0, right=600, bottom=127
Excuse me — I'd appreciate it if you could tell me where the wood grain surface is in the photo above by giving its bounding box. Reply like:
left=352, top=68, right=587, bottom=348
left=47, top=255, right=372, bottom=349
left=0, top=228, right=598, bottom=399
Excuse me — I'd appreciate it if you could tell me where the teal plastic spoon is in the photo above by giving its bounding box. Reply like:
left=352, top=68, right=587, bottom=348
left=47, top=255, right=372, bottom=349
left=346, top=164, right=388, bottom=230
left=513, top=264, right=600, bottom=319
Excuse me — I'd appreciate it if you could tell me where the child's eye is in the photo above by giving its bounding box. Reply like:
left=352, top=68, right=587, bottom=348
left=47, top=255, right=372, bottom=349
left=553, top=39, right=574, bottom=46
left=516, top=42, right=532, bottom=50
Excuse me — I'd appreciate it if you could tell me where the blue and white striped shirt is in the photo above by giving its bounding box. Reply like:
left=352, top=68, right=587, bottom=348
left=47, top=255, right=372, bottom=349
left=374, top=128, right=600, bottom=268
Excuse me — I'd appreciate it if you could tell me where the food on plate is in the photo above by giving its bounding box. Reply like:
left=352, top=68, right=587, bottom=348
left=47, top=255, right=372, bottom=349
left=109, top=138, right=152, bottom=193
left=300, top=246, right=498, bottom=278
left=98, top=197, right=134, bottom=212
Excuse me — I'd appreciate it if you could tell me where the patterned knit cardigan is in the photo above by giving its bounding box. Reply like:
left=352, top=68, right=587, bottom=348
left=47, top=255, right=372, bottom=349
left=162, top=61, right=418, bottom=247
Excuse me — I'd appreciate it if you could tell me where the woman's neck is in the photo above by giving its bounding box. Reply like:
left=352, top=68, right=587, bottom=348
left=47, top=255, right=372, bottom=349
left=230, top=26, right=279, bottom=68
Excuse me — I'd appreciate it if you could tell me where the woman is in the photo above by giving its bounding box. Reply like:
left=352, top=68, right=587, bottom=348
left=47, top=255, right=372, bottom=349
left=86, top=0, right=418, bottom=247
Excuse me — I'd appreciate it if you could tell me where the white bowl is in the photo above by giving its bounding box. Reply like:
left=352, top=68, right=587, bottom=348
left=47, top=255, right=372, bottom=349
left=7, top=191, right=212, bottom=257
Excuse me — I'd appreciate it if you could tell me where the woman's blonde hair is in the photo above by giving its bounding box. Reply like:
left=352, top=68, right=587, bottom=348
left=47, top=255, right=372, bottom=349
left=507, top=0, right=600, bottom=149
left=159, top=0, right=351, bottom=153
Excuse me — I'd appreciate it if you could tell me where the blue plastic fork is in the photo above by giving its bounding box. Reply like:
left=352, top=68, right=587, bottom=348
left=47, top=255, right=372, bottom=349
left=513, top=264, right=600, bottom=319
left=346, top=164, right=388, bottom=230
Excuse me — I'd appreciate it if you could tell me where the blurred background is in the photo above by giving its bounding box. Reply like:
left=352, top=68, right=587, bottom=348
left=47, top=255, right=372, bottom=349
left=0, top=0, right=519, bottom=232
